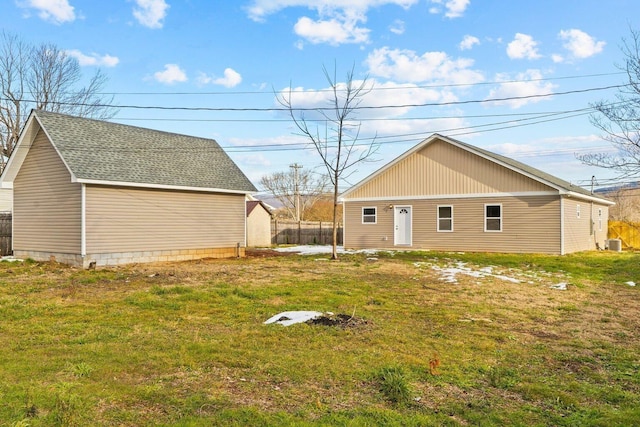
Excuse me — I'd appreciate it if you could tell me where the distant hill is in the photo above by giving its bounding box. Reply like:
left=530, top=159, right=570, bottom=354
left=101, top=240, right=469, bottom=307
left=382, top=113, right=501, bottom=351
left=595, top=181, right=640, bottom=194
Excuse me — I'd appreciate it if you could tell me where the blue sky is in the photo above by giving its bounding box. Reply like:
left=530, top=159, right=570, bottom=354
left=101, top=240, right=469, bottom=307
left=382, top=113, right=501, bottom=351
left=1, top=0, right=638, bottom=192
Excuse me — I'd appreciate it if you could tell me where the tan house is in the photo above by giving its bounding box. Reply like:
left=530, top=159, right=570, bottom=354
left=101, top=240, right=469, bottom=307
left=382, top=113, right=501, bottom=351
left=341, top=134, right=614, bottom=255
left=0, top=110, right=257, bottom=267
left=246, top=199, right=273, bottom=247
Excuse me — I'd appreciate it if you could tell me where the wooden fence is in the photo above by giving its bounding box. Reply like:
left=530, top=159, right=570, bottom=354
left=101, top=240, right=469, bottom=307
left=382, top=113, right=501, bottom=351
left=0, top=213, right=11, bottom=256
left=271, top=220, right=343, bottom=245
left=608, top=220, right=640, bottom=249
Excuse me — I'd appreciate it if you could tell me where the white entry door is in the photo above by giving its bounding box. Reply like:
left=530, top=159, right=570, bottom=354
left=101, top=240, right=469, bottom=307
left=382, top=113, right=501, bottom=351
left=394, top=206, right=412, bottom=246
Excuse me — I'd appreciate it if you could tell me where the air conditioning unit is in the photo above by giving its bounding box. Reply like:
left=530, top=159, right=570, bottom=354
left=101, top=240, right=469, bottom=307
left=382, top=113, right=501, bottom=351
left=607, top=239, right=622, bottom=252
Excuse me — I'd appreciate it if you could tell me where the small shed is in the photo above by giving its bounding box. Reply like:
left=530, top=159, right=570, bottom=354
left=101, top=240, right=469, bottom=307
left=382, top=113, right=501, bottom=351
left=341, top=134, right=614, bottom=255
left=246, top=199, right=273, bottom=247
left=0, top=110, right=257, bottom=267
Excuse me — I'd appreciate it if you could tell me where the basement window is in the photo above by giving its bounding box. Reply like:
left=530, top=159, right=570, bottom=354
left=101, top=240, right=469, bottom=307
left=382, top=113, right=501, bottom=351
left=485, top=204, right=502, bottom=232
left=362, top=207, right=377, bottom=224
left=437, top=205, right=453, bottom=232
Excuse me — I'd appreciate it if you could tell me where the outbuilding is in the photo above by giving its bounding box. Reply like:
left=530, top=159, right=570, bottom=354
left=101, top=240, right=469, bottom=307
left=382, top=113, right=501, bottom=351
left=0, top=110, right=257, bottom=267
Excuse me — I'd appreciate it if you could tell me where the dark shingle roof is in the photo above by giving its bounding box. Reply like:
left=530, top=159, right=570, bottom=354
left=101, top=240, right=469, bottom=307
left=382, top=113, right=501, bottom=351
left=34, top=110, right=256, bottom=193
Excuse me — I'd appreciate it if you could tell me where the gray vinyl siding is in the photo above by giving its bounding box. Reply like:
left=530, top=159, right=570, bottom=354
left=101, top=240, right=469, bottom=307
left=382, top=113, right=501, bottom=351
left=13, top=130, right=81, bottom=253
left=85, top=185, right=246, bottom=253
left=344, top=195, right=562, bottom=254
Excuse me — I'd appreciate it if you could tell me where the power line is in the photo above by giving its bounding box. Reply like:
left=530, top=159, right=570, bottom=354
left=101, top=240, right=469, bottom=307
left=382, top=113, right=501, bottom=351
left=91, top=71, right=627, bottom=96
left=0, top=83, right=628, bottom=113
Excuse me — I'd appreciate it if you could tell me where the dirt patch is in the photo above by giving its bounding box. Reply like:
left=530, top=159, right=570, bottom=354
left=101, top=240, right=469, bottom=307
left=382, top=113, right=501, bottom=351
left=245, top=248, right=299, bottom=258
left=306, top=313, right=370, bottom=329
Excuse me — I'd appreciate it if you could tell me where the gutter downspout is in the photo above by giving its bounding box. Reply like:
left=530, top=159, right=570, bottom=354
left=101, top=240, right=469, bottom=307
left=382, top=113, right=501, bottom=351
left=560, top=196, right=565, bottom=255
left=81, top=183, right=86, bottom=261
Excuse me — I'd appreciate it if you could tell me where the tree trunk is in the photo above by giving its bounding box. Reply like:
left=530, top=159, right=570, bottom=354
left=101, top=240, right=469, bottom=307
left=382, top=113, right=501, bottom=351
left=331, top=179, right=339, bottom=260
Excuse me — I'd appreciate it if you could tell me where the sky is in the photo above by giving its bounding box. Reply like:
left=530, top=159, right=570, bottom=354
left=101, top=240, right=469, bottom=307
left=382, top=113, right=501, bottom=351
left=1, top=0, right=638, bottom=194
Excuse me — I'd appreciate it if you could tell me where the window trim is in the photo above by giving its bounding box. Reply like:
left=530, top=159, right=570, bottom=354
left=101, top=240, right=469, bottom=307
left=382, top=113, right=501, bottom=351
left=437, top=205, right=454, bottom=232
left=484, top=203, right=502, bottom=232
left=362, top=206, right=377, bottom=224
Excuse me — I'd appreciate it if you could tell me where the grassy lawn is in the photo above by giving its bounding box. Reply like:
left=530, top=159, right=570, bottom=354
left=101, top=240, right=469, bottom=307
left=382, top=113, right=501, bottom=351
left=0, top=249, right=639, bottom=426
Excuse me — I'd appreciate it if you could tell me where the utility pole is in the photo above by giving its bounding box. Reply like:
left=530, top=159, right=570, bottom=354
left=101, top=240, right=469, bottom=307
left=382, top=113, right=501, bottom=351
left=290, top=163, right=302, bottom=222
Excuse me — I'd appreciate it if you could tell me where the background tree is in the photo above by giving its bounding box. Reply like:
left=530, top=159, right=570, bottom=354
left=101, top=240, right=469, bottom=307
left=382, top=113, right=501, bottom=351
left=259, top=167, right=330, bottom=221
left=579, top=28, right=640, bottom=178
left=304, top=196, right=343, bottom=222
left=278, top=65, right=378, bottom=259
left=0, top=31, right=115, bottom=173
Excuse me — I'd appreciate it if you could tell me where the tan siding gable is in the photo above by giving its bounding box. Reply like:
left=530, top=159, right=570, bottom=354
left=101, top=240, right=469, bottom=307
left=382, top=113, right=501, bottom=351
left=13, top=130, right=81, bottom=253
left=347, top=139, right=554, bottom=199
left=85, top=186, right=246, bottom=253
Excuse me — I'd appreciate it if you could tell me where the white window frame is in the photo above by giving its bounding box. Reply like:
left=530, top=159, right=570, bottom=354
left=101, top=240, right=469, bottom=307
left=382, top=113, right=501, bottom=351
left=362, top=206, right=377, bottom=224
left=437, top=205, right=454, bottom=232
left=484, top=203, right=502, bottom=232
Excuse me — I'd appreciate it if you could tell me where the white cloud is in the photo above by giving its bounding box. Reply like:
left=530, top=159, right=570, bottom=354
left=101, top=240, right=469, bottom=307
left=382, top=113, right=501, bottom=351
left=551, top=54, right=564, bottom=63
left=507, top=33, right=541, bottom=60
left=459, top=35, right=479, bottom=50
left=20, top=0, right=75, bottom=24
left=152, top=64, right=187, bottom=84
left=365, top=47, right=484, bottom=85
left=246, top=0, right=418, bottom=21
left=132, top=0, right=169, bottom=29
left=559, top=29, right=605, bottom=59
left=485, top=69, right=556, bottom=109
left=389, top=19, right=405, bottom=35
left=198, top=68, right=242, bottom=88
left=66, top=49, right=119, bottom=67
left=276, top=79, right=464, bottom=137
left=428, top=0, right=470, bottom=18
left=294, top=14, right=370, bottom=45
left=245, top=1, right=417, bottom=45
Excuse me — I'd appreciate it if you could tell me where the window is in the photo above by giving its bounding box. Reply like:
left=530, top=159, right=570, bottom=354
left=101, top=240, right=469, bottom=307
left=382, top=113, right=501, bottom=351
left=485, top=204, right=502, bottom=232
left=437, top=205, right=453, bottom=232
left=362, top=207, right=377, bottom=224
left=576, top=204, right=581, bottom=219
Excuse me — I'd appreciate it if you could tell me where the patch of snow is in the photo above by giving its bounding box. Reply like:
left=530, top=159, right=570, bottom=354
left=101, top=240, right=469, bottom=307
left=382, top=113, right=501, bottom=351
left=272, top=245, right=385, bottom=256
left=0, top=256, right=22, bottom=262
left=626, top=281, right=636, bottom=287
left=264, top=311, right=323, bottom=326
left=494, top=275, right=521, bottom=284
left=549, top=282, right=568, bottom=290
left=415, top=260, right=521, bottom=284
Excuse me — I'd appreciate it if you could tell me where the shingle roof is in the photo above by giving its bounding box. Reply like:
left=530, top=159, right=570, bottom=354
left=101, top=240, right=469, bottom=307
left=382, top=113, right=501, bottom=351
left=33, top=110, right=257, bottom=193
left=246, top=200, right=272, bottom=217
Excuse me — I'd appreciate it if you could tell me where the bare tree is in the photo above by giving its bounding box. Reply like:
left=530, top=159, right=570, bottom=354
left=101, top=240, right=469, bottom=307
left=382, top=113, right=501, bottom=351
left=579, top=28, right=640, bottom=178
left=277, top=65, right=378, bottom=259
left=0, top=32, right=115, bottom=173
left=260, top=167, right=330, bottom=221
